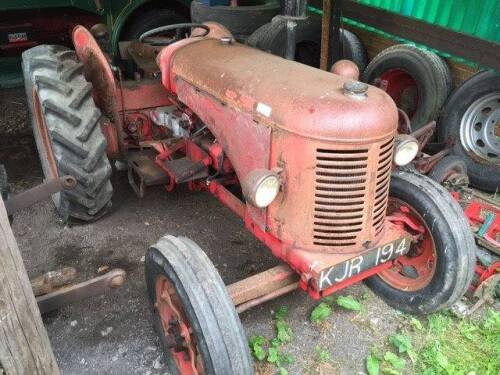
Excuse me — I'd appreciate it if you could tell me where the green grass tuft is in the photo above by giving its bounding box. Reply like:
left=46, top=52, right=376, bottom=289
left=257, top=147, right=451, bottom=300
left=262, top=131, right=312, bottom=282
left=416, top=309, right=500, bottom=374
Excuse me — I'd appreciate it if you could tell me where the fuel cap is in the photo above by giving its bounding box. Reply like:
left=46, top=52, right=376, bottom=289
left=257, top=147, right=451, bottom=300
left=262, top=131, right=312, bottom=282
left=220, top=36, right=233, bottom=45
left=343, top=80, right=368, bottom=100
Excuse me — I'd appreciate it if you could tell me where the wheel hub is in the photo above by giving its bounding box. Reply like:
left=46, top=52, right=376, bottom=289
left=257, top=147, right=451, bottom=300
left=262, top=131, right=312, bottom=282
left=155, top=276, right=203, bottom=375
left=460, top=92, right=500, bottom=164
left=380, top=198, right=437, bottom=291
left=379, top=69, right=419, bottom=118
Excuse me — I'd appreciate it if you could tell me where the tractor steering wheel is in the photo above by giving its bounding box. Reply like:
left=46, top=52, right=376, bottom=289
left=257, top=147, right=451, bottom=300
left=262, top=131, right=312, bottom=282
left=139, top=23, right=210, bottom=46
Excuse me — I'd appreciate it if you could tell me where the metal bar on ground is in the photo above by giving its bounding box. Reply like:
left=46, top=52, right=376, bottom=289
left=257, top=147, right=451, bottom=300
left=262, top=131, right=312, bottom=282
left=4, top=175, right=76, bottom=215
left=36, top=268, right=126, bottom=314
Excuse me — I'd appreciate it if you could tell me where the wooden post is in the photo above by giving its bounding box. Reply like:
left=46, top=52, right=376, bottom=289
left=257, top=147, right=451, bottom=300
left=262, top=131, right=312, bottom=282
left=320, top=0, right=332, bottom=70
left=0, top=198, right=60, bottom=374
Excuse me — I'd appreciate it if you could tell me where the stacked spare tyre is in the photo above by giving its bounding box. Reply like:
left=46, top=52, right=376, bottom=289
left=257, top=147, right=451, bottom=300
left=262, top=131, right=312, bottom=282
left=247, top=14, right=368, bottom=70
left=438, top=71, right=500, bottom=192
left=362, top=44, right=452, bottom=130
left=363, top=44, right=499, bottom=192
left=190, top=0, right=281, bottom=41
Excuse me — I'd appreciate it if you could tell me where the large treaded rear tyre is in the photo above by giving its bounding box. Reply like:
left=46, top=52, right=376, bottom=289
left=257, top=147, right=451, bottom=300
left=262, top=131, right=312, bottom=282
left=146, top=235, right=253, bottom=375
left=365, top=170, right=475, bottom=314
left=22, top=45, right=113, bottom=222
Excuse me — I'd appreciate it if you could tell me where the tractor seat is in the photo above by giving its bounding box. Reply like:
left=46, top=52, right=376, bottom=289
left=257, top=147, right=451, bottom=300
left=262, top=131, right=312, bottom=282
left=127, top=41, right=161, bottom=77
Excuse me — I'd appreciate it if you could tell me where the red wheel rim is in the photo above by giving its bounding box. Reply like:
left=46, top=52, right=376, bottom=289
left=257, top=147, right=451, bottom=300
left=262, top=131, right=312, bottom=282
left=380, top=198, right=437, bottom=291
left=155, top=276, right=203, bottom=375
left=379, top=69, right=419, bottom=118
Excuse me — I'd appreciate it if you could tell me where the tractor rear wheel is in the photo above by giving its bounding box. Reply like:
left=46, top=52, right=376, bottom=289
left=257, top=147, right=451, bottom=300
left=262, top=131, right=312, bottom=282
left=365, top=170, right=475, bottom=314
left=22, top=45, right=113, bottom=222
left=145, top=235, right=253, bottom=375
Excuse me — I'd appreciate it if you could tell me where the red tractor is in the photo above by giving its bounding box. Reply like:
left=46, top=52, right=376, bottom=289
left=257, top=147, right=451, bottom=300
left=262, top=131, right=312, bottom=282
left=22, top=22, right=475, bottom=374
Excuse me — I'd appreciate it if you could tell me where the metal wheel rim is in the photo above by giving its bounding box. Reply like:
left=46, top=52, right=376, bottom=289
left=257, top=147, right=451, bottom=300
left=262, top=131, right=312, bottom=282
left=460, top=92, right=500, bottom=165
left=379, top=198, right=437, bottom=291
left=379, top=69, right=419, bottom=118
left=155, top=276, right=203, bottom=375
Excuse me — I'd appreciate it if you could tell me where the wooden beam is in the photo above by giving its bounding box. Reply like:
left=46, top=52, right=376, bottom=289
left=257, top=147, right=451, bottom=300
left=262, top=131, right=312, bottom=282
left=0, top=198, right=60, bottom=374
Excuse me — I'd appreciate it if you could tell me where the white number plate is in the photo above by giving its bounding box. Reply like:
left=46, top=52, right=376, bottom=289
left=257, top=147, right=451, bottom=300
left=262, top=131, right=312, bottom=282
left=317, top=237, right=411, bottom=290
left=8, top=32, right=28, bottom=43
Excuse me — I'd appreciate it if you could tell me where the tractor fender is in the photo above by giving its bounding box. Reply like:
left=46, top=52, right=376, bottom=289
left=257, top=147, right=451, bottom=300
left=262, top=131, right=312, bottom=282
left=109, top=0, right=150, bottom=54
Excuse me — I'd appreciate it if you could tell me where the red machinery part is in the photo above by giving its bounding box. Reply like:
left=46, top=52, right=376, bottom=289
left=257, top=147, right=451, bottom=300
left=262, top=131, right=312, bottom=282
left=473, top=262, right=500, bottom=290
left=464, top=200, right=500, bottom=249
left=379, top=199, right=437, bottom=291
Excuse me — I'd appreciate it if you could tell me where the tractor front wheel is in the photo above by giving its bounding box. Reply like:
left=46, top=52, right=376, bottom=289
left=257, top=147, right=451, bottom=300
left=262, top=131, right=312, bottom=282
left=22, top=45, right=113, bottom=222
left=145, top=235, right=253, bottom=375
left=365, top=170, right=475, bottom=314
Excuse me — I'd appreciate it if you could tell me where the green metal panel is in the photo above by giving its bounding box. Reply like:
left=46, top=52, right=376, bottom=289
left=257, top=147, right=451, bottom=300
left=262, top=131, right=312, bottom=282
left=357, top=0, right=500, bottom=43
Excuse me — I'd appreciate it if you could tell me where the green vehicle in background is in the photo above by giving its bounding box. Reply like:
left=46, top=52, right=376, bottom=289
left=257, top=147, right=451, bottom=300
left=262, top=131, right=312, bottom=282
left=0, top=0, right=191, bottom=87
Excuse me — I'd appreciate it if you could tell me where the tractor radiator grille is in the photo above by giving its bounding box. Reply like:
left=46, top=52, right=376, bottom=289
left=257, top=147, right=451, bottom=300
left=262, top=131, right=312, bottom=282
left=373, top=138, right=394, bottom=234
left=313, top=137, right=394, bottom=249
left=313, top=148, right=369, bottom=247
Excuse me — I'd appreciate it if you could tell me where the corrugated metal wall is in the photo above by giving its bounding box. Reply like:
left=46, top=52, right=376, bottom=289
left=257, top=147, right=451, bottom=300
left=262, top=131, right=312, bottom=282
left=358, top=0, right=500, bottom=42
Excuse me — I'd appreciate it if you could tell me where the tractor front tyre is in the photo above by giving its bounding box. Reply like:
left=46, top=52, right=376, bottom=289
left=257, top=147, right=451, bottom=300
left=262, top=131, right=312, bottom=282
left=22, top=45, right=113, bottom=222
left=145, top=235, right=253, bottom=375
left=365, top=170, right=475, bottom=314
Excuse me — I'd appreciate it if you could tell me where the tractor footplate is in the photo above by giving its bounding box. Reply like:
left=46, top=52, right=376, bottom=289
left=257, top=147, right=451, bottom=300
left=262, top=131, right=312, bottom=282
left=159, top=157, right=209, bottom=184
left=127, top=151, right=169, bottom=197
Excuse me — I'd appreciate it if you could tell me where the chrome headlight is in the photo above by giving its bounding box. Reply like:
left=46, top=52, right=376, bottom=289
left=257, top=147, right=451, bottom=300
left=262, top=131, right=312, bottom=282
left=242, top=169, right=281, bottom=208
left=394, top=135, right=419, bottom=166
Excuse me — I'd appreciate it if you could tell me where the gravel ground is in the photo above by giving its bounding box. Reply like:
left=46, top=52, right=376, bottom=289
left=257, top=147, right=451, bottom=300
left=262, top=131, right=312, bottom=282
left=1, top=87, right=403, bottom=375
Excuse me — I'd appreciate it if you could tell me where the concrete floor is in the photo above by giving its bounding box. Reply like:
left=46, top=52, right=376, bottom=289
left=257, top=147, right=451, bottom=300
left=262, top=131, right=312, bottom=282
left=1, top=88, right=403, bottom=375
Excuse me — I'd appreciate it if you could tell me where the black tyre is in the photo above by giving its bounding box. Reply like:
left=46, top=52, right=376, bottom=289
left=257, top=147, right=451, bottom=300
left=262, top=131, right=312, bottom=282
left=191, top=0, right=280, bottom=40
left=365, top=170, right=475, bottom=314
left=437, top=71, right=500, bottom=192
left=247, top=15, right=322, bottom=67
left=248, top=15, right=367, bottom=69
left=22, top=45, right=113, bottom=222
left=428, top=155, right=467, bottom=185
left=121, top=9, right=188, bottom=40
left=362, top=44, right=451, bottom=130
left=335, top=28, right=368, bottom=71
left=145, top=235, right=253, bottom=375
